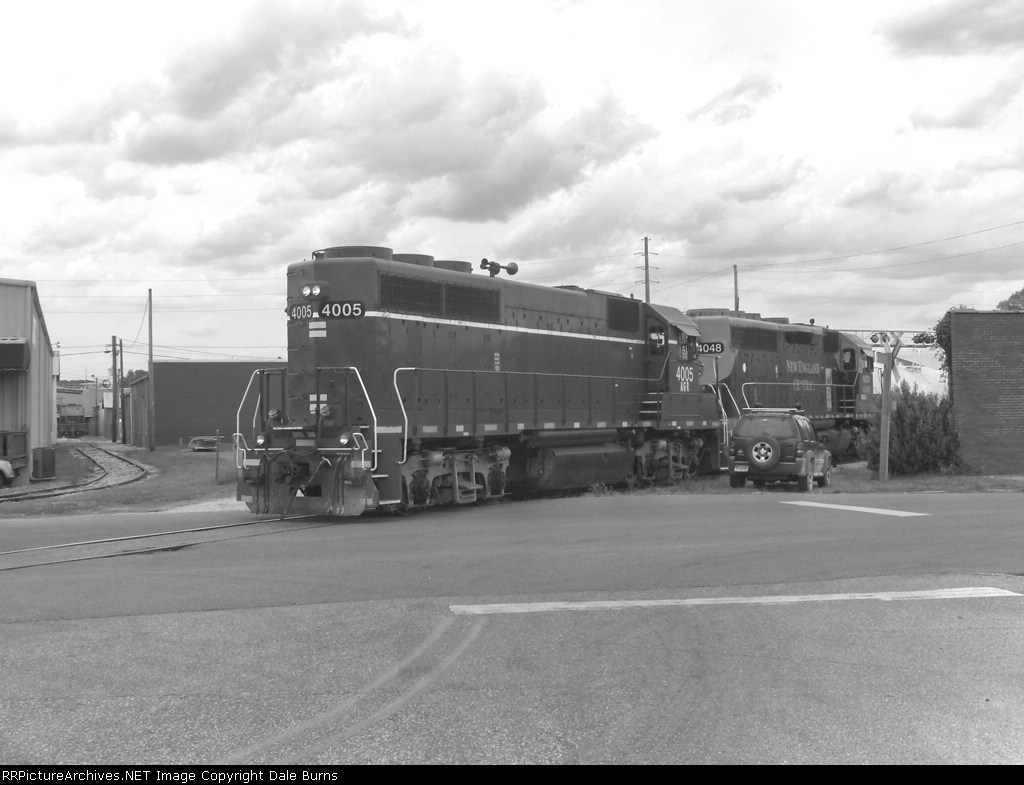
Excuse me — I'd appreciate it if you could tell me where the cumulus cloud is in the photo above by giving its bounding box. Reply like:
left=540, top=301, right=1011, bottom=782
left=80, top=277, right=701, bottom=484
left=837, top=170, right=927, bottom=212
left=722, top=157, right=811, bottom=204
left=165, top=0, right=408, bottom=120
left=687, top=72, right=781, bottom=125
left=879, top=0, right=1024, bottom=56
left=9, top=0, right=653, bottom=242
left=937, top=142, right=1024, bottom=189
left=909, top=77, right=1023, bottom=129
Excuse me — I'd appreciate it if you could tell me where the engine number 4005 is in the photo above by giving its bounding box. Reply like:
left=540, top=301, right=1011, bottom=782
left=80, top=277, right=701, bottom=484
left=289, top=301, right=365, bottom=320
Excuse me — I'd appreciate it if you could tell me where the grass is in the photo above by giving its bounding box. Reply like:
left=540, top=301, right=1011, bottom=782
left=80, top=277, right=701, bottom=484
left=4, top=440, right=1021, bottom=519
left=587, top=459, right=1024, bottom=497
left=1, top=440, right=236, bottom=518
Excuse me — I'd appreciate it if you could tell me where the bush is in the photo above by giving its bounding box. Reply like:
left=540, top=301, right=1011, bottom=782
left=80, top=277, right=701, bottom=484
left=864, top=381, right=964, bottom=476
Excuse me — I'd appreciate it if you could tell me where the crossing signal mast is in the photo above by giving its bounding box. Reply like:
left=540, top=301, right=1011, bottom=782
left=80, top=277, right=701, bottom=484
left=872, top=330, right=905, bottom=483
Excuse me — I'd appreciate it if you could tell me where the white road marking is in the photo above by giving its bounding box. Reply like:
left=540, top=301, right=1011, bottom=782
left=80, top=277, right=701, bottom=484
left=449, top=587, right=1021, bottom=615
left=781, top=501, right=928, bottom=517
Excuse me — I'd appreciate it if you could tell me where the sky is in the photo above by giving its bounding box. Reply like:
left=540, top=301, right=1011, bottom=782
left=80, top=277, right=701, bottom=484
left=2, top=0, right=1023, bottom=382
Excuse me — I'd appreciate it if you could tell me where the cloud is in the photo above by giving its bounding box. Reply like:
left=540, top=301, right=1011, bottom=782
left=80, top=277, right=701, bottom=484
left=722, top=157, right=812, bottom=203
left=879, top=0, right=1024, bottom=56
left=165, top=0, right=409, bottom=120
left=410, top=92, right=656, bottom=222
left=687, top=72, right=781, bottom=125
left=909, top=76, right=1023, bottom=129
left=9, top=2, right=652, bottom=238
left=837, top=170, right=927, bottom=212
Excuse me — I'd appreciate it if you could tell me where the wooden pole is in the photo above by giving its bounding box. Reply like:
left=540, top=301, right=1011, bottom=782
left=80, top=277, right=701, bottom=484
left=148, top=289, right=155, bottom=451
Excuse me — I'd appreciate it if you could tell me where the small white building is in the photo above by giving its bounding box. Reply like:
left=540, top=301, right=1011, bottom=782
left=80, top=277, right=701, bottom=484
left=1, top=278, right=57, bottom=485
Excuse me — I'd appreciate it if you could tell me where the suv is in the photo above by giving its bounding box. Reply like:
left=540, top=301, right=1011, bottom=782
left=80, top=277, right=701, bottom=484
left=728, top=409, right=831, bottom=491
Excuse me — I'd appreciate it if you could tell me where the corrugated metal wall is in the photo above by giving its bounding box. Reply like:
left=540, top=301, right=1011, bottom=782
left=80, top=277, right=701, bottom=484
left=0, top=278, right=56, bottom=485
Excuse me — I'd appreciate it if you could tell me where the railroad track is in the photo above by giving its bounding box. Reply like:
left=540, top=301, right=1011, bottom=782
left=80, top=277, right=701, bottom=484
left=0, top=441, right=148, bottom=503
left=0, top=517, right=336, bottom=571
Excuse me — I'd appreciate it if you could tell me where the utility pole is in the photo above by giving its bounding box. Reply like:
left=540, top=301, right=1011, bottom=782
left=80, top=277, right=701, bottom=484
left=733, top=265, right=739, bottom=315
left=110, top=335, right=118, bottom=443
left=643, top=237, right=651, bottom=303
left=119, top=338, right=125, bottom=443
left=637, top=237, right=658, bottom=303
left=148, top=289, right=155, bottom=451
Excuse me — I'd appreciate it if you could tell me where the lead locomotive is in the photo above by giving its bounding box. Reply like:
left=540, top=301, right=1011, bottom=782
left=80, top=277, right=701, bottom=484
left=234, top=245, right=874, bottom=517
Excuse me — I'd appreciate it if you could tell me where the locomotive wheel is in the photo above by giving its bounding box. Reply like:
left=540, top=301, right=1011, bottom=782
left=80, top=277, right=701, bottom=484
left=750, top=437, right=781, bottom=469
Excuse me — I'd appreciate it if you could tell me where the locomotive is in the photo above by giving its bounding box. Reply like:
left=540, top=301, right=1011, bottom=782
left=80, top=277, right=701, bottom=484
left=233, top=246, right=875, bottom=517
left=687, top=309, right=876, bottom=458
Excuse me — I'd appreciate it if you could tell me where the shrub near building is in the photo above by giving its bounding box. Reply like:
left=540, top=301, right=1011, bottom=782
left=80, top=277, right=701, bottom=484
left=864, top=381, right=963, bottom=476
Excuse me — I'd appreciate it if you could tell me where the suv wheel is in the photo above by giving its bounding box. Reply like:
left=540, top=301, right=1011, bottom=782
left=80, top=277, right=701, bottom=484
left=798, top=466, right=813, bottom=492
left=816, top=458, right=832, bottom=488
left=750, top=437, right=781, bottom=469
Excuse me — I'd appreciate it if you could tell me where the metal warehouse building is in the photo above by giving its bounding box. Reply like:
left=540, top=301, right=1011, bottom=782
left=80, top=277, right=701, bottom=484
left=950, top=310, right=1024, bottom=475
left=0, top=277, right=57, bottom=486
left=126, top=360, right=281, bottom=448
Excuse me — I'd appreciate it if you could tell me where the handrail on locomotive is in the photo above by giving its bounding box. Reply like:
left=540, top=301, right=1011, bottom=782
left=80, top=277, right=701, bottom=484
left=235, top=365, right=380, bottom=472
left=738, top=380, right=864, bottom=416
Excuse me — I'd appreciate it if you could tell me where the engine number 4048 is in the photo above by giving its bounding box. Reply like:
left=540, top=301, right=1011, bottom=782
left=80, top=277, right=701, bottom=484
left=289, top=301, right=365, bottom=320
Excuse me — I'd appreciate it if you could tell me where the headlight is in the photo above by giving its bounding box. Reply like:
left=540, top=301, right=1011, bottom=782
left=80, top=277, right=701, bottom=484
left=301, top=283, right=324, bottom=298
left=338, top=431, right=352, bottom=446
left=255, top=433, right=266, bottom=446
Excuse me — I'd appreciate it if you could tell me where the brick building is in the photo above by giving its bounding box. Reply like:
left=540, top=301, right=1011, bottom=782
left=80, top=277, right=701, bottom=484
left=950, top=310, right=1024, bottom=474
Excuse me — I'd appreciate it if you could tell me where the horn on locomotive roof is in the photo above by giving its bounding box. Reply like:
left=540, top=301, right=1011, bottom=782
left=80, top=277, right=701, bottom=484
left=480, top=258, right=519, bottom=277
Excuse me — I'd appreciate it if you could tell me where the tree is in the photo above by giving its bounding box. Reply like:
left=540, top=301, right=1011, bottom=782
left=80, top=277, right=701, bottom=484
left=864, top=380, right=963, bottom=476
left=932, top=305, right=969, bottom=383
left=996, top=286, right=1024, bottom=311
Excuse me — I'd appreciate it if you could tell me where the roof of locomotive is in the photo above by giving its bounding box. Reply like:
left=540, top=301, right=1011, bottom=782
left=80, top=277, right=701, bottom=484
left=293, top=246, right=648, bottom=305
left=687, top=310, right=821, bottom=332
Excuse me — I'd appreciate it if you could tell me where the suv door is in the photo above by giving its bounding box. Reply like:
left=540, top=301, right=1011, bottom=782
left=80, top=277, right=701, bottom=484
left=796, top=416, right=824, bottom=471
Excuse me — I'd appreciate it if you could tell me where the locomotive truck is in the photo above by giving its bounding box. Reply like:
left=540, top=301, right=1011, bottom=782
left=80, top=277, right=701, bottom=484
left=234, top=245, right=876, bottom=517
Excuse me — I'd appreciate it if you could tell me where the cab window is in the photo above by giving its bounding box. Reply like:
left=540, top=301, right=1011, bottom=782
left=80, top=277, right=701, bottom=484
left=679, top=334, right=697, bottom=362
left=648, top=324, right=667, bottom=354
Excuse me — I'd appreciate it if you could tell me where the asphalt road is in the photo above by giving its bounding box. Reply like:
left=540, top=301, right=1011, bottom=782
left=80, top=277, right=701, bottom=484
left=2, top=491, right=1023, bottom=764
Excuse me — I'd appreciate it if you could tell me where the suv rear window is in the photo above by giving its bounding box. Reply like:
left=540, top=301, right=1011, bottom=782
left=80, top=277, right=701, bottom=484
left=734, top=417, right=797, bottom=438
